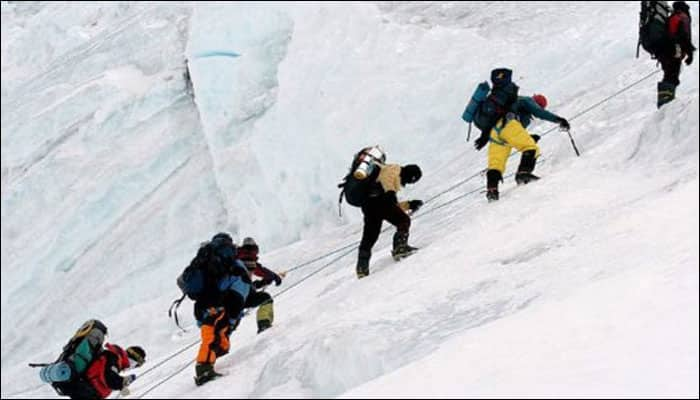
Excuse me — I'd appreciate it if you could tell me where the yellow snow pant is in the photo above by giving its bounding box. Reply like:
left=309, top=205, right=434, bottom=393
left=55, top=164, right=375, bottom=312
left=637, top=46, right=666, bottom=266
left=487, top=119, right=540, bottom=174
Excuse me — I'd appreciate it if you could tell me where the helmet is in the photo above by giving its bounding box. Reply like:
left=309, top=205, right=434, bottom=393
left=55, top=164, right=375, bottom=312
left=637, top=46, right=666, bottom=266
left=400, top=164, right=422, bottom=185
left=126, top=346, right=146, bottom=368
left=239, top=237, right=259, bottom=262
left=532, top=94, right=548, bottom=109
left=242, top=237, right=257, bottom=247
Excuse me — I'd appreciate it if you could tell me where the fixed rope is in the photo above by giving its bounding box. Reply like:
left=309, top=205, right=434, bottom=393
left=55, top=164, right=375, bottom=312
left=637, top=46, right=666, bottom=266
left=131, top=68, right=661, bottom=397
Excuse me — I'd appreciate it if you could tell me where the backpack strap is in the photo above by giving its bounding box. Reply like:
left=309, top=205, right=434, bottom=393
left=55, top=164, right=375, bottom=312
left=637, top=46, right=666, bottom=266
left=337, top=175, right=350, bottom=217
left=338, top=190, right=344, bottom=217
left=167, top=294, right=187, bottom=332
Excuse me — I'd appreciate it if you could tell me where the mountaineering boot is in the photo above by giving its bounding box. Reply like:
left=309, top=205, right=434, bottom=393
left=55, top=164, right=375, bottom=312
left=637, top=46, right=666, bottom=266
left=515, top=150, right=539, bottom=185
left=657, top=81, right=676, bottom=108
left=515, top=172, right=540, bottom=185
left=486, top=188, right=499, bottom=202
left=194, top=363, right=223, bottom=386
left=257, top=319, right=272, bottom=334
left=256, top=300, right=274, bottom=334
left=356, top=249, right=371, bottom=279
left=486, top=169, right=502, bottom=202
left=391, top=231, right=418, bottom=261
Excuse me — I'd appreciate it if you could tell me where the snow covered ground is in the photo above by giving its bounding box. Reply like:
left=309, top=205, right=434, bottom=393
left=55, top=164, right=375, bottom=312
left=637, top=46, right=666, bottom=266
left=2, top=1, right=698, bottom=398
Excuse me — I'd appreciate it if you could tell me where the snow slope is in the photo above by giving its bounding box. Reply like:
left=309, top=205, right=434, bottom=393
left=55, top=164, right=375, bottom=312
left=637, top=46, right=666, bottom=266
left=2, top=1, right=698, bottom=398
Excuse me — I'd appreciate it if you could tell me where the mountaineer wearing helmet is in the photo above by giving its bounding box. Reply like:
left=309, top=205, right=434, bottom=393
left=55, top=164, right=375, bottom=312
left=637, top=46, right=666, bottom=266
left=235, top=237, right=285, bottom=334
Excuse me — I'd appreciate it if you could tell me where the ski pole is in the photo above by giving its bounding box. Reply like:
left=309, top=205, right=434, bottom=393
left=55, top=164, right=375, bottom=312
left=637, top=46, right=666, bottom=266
left=28, top=363, right=50, bottom=368
left=566, top=129, right=580, bottom=156
left=466, top=123, right=472, bottom=142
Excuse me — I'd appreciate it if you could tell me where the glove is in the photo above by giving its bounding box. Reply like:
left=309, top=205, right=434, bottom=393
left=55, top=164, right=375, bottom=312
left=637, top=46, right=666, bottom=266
left=408, top=200, right=424, bottom=212
left=557, top=118, right=570, bottom=131
left=261, top=268, right=282, bottom=286
left=123, top=374, right=137, bottom=387
left=686, top=51, right=694, bottom=66
left=530, top=134, right=540, bottom=143
left=474, top=135, right=489, bottom=151
left=271, top=271, right=282, bottom=286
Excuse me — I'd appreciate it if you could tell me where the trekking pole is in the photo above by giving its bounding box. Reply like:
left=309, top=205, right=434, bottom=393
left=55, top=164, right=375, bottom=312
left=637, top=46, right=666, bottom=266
left=565, top=128, right=580, bottom=156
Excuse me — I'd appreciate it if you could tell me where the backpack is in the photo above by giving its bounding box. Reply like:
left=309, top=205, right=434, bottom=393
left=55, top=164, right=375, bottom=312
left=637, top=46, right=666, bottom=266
left=169, top=239, right=236, bottom=330
left=470, top=68, right=519, bottom=135
left=39, top=319, right=107, bottom=395
left=461, top=82, right=491, bottom=140
left=177, top=243, right=217, bottom=301
left=638, top=1, right=671, bottom=58
left=337, top=146, right=386, bottom=212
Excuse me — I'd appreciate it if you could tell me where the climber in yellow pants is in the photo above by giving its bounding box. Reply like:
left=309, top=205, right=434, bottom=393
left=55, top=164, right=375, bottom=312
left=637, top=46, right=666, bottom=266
left=488, top=118, right=540, bottom=176
left=474, top=94, right=570, bottom=202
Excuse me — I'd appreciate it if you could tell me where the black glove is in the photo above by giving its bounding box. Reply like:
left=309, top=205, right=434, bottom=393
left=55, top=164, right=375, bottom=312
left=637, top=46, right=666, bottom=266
left=686, top=51, right=694, bottom=66
left=271, top=271, right=282, bottom=286
left=408, top=200, right=424, bottom=212
left=474, top=136, right=489, bottom=151
left=557, top=117, right=570, bottom=131
left=261, top=268, right=282, bottom=286
left=530, top=134, right=540, bottom=143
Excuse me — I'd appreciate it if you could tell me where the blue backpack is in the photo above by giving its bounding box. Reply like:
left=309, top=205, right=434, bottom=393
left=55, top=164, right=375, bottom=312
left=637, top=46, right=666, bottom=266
left=462, top=68, right=519, bottom=138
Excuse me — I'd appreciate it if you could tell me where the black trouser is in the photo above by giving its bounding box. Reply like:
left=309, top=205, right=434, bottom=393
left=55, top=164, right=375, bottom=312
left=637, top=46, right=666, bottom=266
left=359, top=197, right=410, bottom=253
left=245, top=290, right=272, bottom=308
left=658, top=53, right=682, bottom=86
left=54, top=380, right=99, bottom=400
left=245, top=290, right=274, bottom=330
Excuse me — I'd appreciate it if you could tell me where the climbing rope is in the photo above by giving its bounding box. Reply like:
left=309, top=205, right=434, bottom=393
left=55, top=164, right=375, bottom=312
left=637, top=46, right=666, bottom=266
left=136, top=360, right=195, bottom=399
left=131, top=68, right=661, bottom=397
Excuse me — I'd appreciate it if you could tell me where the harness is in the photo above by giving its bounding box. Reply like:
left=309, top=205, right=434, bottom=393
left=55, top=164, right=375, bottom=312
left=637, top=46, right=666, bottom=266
left=489, top=112, right=519, bottom=146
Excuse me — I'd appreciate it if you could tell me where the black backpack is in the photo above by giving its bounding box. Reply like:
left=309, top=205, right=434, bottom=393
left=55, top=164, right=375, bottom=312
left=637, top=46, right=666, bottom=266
left=337, top=147, right=385, bottom=213
left=473, top=68, right=519, bottom=134
left=638, top=1, right=671, bottom=58
left=177, top=243, right=218, bottom=302
left=169, top=239, right=235, bottom=330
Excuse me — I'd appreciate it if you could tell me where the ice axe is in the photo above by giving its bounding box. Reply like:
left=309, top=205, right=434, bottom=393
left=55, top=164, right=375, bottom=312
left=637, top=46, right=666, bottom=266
left=564, top=128, right=580, bottom=157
